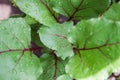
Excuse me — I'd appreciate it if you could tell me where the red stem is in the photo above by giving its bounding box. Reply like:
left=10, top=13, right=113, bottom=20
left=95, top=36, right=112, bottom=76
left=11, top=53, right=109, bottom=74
left=67, top=0, right=84, bottom=21
left=51, top=51, right=57, bottom=80
left=40, top=0, right=59, bottom=22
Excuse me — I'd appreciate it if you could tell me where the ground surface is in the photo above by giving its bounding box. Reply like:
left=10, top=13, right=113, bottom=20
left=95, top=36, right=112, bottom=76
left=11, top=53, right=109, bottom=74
left=0, top=0, right=22, bottom=20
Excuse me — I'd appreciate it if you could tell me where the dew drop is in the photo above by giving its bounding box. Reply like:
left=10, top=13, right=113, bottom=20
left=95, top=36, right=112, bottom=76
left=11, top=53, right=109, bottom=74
left=68, top=37, right=73, bottom=43
left=90, top=32, right=93, bottom=35
left=107, top=49, right=110, bottom=51
left=84, top=67, right=90, bottom=74
left=25, top=4, right=30, bottom=8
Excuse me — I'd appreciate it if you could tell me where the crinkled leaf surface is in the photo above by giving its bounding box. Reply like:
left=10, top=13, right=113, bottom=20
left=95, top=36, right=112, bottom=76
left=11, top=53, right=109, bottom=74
left=51, top=0, right=110, bottom=20
left=66, top=18, right=120, bottom=80
left=38, top=53, right=67, bottom=80
left=0, top=18, right=42, bottom=80
left=13, top=0, right=57, bottom=26
left=38, top=22, right=74, bottom=60
left=104, top=3, right=120, bottom=21
left=57, top=74, right=72, bottom=80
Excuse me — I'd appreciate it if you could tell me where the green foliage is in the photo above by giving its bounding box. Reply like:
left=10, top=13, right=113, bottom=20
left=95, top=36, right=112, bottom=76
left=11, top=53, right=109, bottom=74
left=104, top=3, right=120, bottom=21
left=51, top=0, right=110, bottom=20
left=1, top=0, right=120, bottom=80
left=0, top=18, right=42, bottom=80
left=66, top=18, right=120, bottom=80
left=38, top=53, right=67, bottom=80
left=38, top=22, right=74, bottom=59
left=13, top=0, right=57, bottom=26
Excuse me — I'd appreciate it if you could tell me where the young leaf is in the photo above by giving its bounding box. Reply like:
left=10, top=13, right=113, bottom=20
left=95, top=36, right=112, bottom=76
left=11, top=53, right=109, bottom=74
left=13, top=0, right=58, bottom=26
left=0, top=18, right=42, bottom=80
left=51, top=0, right=110, bottom=21
left=38, top=22, right=74, bottom=60
left=66, top=18, right=120, bottom=80
left=38, top=53, right=67, bottom=80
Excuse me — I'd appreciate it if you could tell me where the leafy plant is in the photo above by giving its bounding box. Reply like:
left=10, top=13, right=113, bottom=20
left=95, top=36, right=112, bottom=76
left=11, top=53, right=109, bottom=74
left=0, top=0, right=120, bottom=80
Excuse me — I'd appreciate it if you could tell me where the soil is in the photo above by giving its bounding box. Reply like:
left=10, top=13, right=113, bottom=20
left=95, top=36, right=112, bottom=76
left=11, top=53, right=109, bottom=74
left=0, top=0, right=22, bottom=20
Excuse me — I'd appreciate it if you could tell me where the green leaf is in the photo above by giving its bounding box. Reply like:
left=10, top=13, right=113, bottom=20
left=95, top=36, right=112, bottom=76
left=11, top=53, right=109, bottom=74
left=0, top=18, right=42, bottom=80
left=104, top=3, right=120, bottom=21
left=66, top=18, right=120, bottom=80
left=24, top=15, right=37, bottom=25
left=38, top=53, right=67, bottom=80
left=57, top=74, right=72, bottom=80
left=38, top=22, right=74, bottom=60
left=31, top=23, right=51, bottom=55
left=13, top=0, right=58, bottom=26
left=51, top=0, right=110, bottom=20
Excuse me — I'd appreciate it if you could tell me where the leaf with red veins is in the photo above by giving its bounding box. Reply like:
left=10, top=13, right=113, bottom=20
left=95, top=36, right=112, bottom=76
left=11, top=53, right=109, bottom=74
left=51, top=0, right=110, bottom=21
left=39, top=53, right=68, bottom=80
left=0, top=18, right=42, bottom=80
left=66, top=18, right=120, bottom=80
left=38, top=22, right=74, bottom=60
